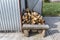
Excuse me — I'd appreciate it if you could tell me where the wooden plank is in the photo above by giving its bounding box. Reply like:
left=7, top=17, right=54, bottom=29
left=23, top=24, right=49, bottom=29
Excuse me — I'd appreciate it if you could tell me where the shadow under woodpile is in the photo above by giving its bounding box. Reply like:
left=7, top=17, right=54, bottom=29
left=23, top=17, right=60, bottom=37
left=0, top=30, right=16, bottom=33
left=29, top=29, right=60, bottom=37
left=29, top=30, right=39, bottom=37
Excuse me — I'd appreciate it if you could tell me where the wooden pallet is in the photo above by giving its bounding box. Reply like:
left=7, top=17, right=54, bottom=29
left=22, top=24, right=49, bottom=37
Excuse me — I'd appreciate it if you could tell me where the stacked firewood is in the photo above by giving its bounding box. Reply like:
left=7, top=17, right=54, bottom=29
left=22, top=8, right=45, bottom=25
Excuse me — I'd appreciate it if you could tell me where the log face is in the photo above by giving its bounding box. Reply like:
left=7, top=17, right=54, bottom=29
left=22, top=8, right=45, bottom=25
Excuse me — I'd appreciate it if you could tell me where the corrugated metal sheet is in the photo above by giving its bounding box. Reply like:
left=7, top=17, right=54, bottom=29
left=27, top=0, right=42, bottom=14
left=0, top=0, right=42, bottom=32
left=20, top=0, right=42, bottom=14
left=0, top=0, right=21, bottom=31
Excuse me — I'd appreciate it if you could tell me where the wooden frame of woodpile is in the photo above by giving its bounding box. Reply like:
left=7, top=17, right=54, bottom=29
left=21, top=8, right=48, bottom=37
left=19, top=0, right=49, bottom=37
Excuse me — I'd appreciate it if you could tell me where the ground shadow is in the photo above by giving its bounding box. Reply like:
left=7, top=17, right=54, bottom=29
left=45, top=29, right=60, bottom=37
left=29, top=31, right=39, bottom=37
left=44, top=17, right=60, bottom=37
left=44, top=17, right=60, bottom=29
left=0, top=30, right=16, bottom=33
left=45, top=23, right=60, bottom=37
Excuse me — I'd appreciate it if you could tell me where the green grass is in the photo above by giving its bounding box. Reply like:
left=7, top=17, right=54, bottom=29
left=42, top=2, right=60, bottom=16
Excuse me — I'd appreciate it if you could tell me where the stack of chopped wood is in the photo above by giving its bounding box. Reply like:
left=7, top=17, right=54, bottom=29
left=22, top=8, right=45, bottom=25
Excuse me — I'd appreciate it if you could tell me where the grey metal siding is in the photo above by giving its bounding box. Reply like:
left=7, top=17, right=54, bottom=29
left=0, top=0, right=42, bottom=31
left=21, top=0, right=25, bottom=12
left=0, top=0, right=21, bottom=31
left=20, top=0, right=42, bottom=14
left=27, top=0, right=42, bottom=14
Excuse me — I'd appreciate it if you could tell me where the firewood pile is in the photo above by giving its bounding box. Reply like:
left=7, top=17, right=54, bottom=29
left=22, top=8, right=45, bottom=25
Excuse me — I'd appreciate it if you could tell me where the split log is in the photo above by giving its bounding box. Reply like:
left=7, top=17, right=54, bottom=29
left=22, top=9, right=45, bottom=24
left=22, top=8, right=48, bottom=37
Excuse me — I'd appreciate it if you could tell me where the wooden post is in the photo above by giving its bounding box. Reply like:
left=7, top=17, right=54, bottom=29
left=23, top=30, right=30, bottom=37
left=38, top=29, right=46, bottom=37
left=18, top=0, right=23, bottom=32
left=42, top=30, right=45, bottom=37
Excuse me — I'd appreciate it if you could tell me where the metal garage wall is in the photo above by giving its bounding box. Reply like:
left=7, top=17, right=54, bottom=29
left=21, top=0, right=25, bottom=12
left=20, top=0, right=42, bottom=14
left=0, top=0, right=42, bottom=31
left=27, top=0, right=42, bottom=14
left=0, top=0, right=21, bottom=31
